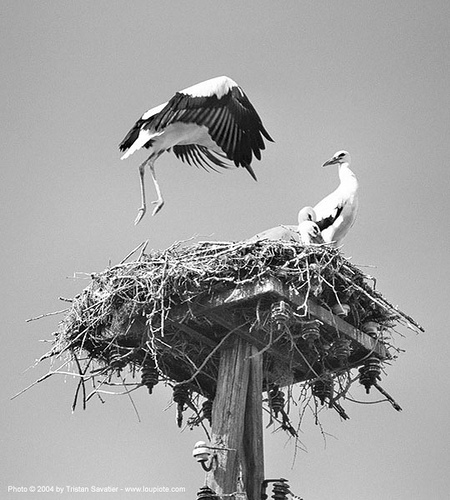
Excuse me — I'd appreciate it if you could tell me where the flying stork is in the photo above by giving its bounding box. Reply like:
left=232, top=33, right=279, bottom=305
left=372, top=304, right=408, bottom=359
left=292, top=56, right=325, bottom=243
left=119, top=76, right=273, bottom=224
left=313, top=151, right=359, bottom=246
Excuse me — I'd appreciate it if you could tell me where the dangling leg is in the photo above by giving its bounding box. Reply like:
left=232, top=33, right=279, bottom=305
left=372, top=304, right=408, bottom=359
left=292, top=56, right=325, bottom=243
left=134, top=156, right=164, bottom=225
left=134, top=160, right=148, bottom=225
left=149, top=162, right=164, bottom=216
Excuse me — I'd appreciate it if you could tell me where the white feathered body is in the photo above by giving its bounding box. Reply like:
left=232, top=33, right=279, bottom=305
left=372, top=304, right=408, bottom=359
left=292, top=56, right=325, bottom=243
left=314, top=163, right=358, bottom=246
left=121, top=113, right=220, bottom=160
left=247, top=225, right=300, bottom=243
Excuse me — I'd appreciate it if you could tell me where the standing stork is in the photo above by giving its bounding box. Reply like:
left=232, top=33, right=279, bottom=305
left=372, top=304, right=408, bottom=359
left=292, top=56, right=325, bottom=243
left=313, top=151, right=359, bottom=246
left=119, top=76, right=273, bottom=224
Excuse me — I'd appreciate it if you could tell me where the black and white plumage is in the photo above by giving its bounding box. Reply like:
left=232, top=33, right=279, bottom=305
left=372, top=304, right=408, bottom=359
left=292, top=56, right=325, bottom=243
left=246, top=206, right=335, bottom=245
left=119, top=75, right=273, bottom=224
left=297, top=206, right=325, bottom=244
left=313, top=151, right=359, bottom=246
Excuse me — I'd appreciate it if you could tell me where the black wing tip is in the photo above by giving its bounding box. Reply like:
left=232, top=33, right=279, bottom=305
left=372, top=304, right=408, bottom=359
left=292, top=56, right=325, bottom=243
left=258, top=123, right=274, bottom=143
left=265, top=130, right=275, bottom=143
left=119, top=134, right=129, bottom=151
left=173, top=144, right=233, bottom=173
left=244, top=164, right=258, bottom=181
left=119, top=124, right=140, bottom=151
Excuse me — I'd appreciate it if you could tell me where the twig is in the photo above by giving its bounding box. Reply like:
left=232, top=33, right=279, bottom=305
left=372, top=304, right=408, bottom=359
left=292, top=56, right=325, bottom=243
left=138, top=240, right=149, bottom=261
left=119, top=240, right=147, bottom=265
left=373, top=382, right=402, bottom=411
left=71, top=352, right=87, bottom=411
left=11, top=367, right=85, bottom=400
left=26, top=308, right=69, bottom=323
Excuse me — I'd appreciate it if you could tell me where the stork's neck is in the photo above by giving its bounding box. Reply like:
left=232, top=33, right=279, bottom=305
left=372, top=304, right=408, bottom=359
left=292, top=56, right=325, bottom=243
left=338, top=162, right=358, bottom=187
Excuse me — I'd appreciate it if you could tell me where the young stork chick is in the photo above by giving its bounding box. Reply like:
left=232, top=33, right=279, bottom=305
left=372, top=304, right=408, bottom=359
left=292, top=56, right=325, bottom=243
left=119, top=76, right=273, bottom=224
left=246, top=206, right=329, bottom=244
left=313, top=151, right=359, bottom=247
left=297, top=206, right=325, bottom=244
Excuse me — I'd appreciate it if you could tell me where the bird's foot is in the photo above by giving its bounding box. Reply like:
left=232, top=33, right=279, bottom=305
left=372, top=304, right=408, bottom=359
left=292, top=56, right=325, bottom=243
left=151, top=199, right=164, bottom=216
left=134, top=206, right=147, bottom=225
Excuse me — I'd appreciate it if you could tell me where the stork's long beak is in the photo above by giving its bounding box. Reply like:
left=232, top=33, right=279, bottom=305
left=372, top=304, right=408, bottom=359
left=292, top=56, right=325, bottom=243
left=322, top=156, right=339, bottom=167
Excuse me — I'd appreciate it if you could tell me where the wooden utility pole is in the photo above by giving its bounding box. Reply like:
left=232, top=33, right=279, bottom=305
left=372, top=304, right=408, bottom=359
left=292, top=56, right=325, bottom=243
left=207, top=337, right=264, bottom=499
left=242, top=344, right=264, bottom=500
left=196, top=276, right=393, bottom=498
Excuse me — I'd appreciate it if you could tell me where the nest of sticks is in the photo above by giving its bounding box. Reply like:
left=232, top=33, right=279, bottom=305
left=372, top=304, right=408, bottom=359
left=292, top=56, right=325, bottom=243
left=29, top=239, right=423, bottom=434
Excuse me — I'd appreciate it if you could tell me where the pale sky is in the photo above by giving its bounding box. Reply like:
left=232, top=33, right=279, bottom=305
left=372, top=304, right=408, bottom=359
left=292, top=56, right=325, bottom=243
left=2, top=1, right=450, bottom=499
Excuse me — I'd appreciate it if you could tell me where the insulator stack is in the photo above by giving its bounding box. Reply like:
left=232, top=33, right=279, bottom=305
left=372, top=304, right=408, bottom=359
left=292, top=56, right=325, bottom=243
left=359, top=356, right=382, bottom=394
left=268, top=385, right=285, bottom=418
left=301, top=320, right=321, bottom=344
left=332, top=302, right=351, bottom=317
left=196, top=486, right=219, bottom=500
left=333, top=338, right=352, bottom=364
left=362, top=321, right=380, bottom=337
left=312, top=375, right=333, bottom=405
left=271, top=480, right=290, bottom=500
left=270, top=300, right=292, bottom=331
left=173, top=384, right=190, bottom=428
left=141, top=360, right=159, bottom=394
left=202, top=398, right=213, bottom=425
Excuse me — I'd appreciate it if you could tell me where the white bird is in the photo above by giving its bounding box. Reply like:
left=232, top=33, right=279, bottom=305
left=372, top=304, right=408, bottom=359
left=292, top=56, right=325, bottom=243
left=247, top=224, right=301, bottom=243
left=119, top=76, right=273, bottom=224
left=313, top=151, right=358, bottom=246
left=297, top=206, right=325, bottom=244
left=247, top=207, right=332, bottom=244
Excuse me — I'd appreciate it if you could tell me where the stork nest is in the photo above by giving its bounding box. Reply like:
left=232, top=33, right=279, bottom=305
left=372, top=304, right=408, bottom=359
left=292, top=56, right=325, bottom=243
left=29, top=239, right=423, bottom=433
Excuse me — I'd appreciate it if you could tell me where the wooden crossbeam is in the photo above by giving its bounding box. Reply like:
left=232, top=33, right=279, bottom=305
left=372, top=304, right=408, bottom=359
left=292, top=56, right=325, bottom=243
left=206, top=310, right=309, bottom=373
left=191, top=276, right=388, bottom=359
left=165, top=318, right=217, bottom=347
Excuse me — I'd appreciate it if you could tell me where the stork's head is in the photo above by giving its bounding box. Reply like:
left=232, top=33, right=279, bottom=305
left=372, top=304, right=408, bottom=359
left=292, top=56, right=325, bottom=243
left=322, top=150, right=351, bottom=167
left=298, top=208, right=322, bottom=244
left=298, top=206, right=317, bottom=224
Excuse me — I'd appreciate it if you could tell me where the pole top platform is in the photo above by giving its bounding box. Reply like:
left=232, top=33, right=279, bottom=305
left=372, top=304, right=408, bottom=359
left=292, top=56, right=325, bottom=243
left=43, top=240, right=422, bottom=406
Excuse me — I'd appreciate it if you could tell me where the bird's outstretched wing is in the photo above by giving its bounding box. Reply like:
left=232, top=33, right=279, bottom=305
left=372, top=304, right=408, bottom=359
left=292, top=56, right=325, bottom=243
left=119, top=76, right=272, bottom=178
left=154, top=86, right=272, bottom=166
left=172, top=144, right=231, bottom=173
